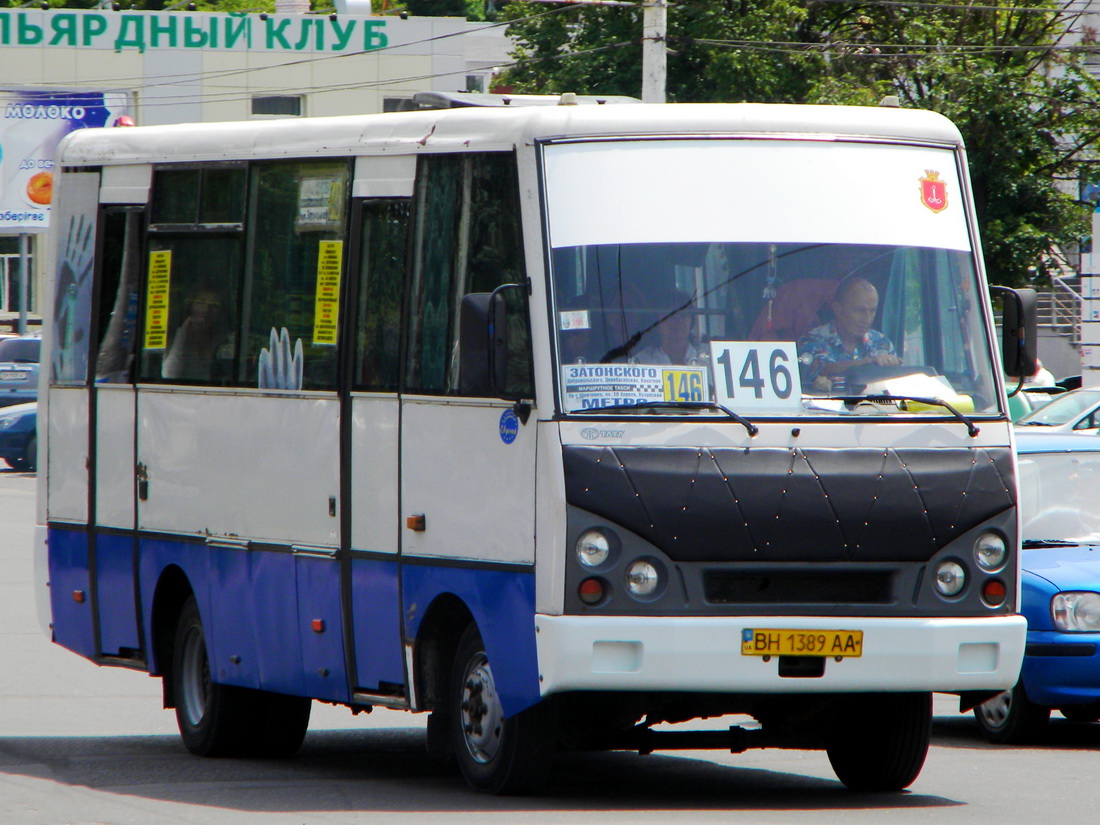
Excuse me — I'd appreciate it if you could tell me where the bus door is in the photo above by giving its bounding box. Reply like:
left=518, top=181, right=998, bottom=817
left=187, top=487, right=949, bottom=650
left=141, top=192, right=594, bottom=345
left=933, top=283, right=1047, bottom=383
left=90, top=204, right=145, bottom=662
left=395, top=153, right=538, bottom=688
left=344, top=195, right=409, bottom=699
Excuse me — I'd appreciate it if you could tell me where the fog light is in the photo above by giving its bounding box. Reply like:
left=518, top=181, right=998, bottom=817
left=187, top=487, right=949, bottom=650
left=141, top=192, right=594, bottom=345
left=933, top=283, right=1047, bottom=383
left=625, top=560, right=659, bottom=598
left=975, top=532, right=1007, bottom=572
left=934, top=560, right=966, bottom=597
left=981, top=578, right=1006, bottom=607
left=578, top=577, right=606, bottom=605
left=576, top=529, right=613, bottom=568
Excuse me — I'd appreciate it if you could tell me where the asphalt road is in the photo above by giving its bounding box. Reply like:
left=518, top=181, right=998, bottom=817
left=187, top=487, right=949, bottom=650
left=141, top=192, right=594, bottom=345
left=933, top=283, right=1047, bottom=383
left=3, top=467, right=1100, bottom=825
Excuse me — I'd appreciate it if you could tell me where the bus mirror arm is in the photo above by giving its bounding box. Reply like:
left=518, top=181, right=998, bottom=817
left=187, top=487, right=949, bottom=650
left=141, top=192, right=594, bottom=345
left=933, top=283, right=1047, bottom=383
left=991, top=286, right=1038, bottom=386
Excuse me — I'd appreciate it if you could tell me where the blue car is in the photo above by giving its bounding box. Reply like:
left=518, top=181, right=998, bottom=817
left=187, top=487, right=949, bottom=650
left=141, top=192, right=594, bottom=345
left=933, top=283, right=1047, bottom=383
left=0, top=401, right=37, bottom=471
left=974, top=430, right=1100, bottom=742
left=0, top=335, right=41, bottom=407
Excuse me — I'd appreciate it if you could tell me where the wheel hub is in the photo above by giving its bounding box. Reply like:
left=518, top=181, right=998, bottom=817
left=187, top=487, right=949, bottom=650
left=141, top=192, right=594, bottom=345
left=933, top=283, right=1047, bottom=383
left=460, top=655, right=503, bottom=764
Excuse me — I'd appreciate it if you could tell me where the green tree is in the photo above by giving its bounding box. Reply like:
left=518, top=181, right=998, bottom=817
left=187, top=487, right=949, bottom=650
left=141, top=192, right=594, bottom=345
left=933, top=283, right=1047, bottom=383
left=499, top=0, right=1100, bottom=287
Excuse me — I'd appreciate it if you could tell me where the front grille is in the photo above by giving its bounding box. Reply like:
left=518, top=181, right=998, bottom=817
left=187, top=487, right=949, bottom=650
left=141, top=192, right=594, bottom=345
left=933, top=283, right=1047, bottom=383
left=704, top=570, right=895, bottom=605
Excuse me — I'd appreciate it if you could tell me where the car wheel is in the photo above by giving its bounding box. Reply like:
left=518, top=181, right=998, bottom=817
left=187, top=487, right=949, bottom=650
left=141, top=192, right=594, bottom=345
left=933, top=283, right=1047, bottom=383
left=449, top=623, right=556, bottom=794
left=826, top=692, right=931, bottom=791
left=973, top=681, right=1050, bottom=743
left=172, top=596, right=311, bottom=757
left=23, top=435, right=36, bottom=472
left=1058, top=704, right=1100, bottom=723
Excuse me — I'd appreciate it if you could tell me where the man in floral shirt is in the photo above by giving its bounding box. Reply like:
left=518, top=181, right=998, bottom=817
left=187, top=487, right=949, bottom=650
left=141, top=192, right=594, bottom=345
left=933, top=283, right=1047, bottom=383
left=797, top=277, right=901, bottom=392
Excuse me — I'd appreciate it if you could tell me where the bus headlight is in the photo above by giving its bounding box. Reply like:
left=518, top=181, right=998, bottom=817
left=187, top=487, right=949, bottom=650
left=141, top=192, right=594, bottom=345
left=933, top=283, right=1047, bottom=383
left=576, top=529, right=614, bottom=568
left=1052, top=592, right=1100, bottom=632
left=934, top=560, right=966, bottom=597
left=625, top=559, right=660, bottom=598
left=974, top=532, right=1007, bottom=572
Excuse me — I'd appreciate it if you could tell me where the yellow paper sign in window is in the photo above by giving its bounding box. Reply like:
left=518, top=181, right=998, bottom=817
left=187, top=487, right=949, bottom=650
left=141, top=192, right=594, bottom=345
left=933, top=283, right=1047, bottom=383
left=144, top=250, right=172, bottom=350
left=312, top=240, right=343, bottom=345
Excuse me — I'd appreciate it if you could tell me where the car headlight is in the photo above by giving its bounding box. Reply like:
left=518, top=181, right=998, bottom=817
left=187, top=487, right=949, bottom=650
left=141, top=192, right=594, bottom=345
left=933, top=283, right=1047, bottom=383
left=1052, top=592, right=1100, bottom=632
left=974, top=532, right=1007, bottom=572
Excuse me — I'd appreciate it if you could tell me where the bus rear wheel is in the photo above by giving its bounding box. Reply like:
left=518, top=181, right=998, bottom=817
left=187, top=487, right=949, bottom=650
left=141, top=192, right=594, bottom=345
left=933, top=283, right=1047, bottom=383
left=448, top=623, right=556, bottom=794
left=826, top=692, right=931, bottom=791
left=172, top=596, right=311, bottom=758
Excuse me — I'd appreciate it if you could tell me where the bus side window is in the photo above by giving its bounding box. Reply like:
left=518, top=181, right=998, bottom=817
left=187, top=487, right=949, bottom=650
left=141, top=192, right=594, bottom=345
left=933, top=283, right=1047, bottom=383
left=238, top=160, right=350, bottom=391
left=405, top=152, right=531, bottom=398
left=95, top=209, right=143, bottom=383
left=354, top=200, right=410, bottom=391
left=138, top=165, right=246, bottom=386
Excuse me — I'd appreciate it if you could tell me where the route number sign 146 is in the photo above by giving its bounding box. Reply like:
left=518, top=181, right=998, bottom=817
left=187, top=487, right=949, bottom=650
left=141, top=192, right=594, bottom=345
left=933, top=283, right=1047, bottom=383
left=708, top=341, right=803, bottom=413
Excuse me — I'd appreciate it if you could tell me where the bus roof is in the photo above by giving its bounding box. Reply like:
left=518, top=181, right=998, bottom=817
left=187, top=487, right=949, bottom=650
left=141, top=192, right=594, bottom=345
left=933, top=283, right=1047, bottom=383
left=56, top=102, right=965, bottom=167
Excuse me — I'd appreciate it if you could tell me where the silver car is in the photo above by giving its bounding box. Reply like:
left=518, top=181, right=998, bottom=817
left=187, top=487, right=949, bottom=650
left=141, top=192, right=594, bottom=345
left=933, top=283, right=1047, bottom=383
left=0, top=336, right=41, bottom=407
left=1015, top=387, right=1100, bottom=434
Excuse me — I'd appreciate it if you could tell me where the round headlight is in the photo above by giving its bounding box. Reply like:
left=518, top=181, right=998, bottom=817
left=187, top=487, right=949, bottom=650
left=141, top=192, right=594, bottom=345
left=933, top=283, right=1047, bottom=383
left=934, top=560, right=967, bottom=597
left=625, top=560, right=660, bottom=598
left=1052, top=592, right=1100, bottom=632
left=975, top=532, right=1007, bottom=572
left=576, top=529, right=612, bottom=568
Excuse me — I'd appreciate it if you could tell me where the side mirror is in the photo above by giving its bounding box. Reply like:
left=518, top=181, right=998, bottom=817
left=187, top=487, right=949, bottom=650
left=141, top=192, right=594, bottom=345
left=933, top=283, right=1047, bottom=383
left=992, top=286, right=1038, bottom=380
left=459, top=292, right=493, bottom=397
left=459, top=283, right=533, bottom=399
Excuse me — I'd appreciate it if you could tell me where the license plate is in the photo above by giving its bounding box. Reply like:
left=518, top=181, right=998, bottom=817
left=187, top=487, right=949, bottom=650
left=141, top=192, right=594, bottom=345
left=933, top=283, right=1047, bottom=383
left=0, top=371, right=27, bottom=381
left=741, top=628, right=863, bottom=658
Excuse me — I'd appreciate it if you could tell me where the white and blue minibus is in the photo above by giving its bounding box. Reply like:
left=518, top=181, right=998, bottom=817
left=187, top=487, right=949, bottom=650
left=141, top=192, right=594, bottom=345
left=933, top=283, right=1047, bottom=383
left=36, top=96, right=1033, bottom=793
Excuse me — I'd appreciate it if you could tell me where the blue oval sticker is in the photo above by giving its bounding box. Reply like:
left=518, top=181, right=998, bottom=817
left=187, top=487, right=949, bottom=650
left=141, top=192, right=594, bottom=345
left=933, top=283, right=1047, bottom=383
left=499, top=409, right=519, bottom=445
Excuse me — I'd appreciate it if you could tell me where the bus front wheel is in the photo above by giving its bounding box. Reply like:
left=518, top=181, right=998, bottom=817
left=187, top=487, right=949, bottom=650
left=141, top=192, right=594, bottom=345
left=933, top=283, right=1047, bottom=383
left=826, top=692, right=931, bottom=791
left=172, top=596, right=311, bottom=757
left=448, top=623, right=556, bottom=794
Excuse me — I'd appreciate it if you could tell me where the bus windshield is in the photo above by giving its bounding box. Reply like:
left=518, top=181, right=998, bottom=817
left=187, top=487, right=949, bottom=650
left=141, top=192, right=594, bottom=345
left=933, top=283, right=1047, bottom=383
left=543, top=138, right=999, bottom=417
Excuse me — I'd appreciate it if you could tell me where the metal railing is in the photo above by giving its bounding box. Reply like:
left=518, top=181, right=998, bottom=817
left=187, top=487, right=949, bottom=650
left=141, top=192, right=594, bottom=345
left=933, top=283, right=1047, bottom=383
left=1036, top=274, right=1083, bottom=342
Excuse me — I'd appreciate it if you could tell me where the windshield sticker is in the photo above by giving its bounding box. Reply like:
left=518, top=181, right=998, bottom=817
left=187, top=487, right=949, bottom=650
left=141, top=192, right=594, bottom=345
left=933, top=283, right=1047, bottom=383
left=919, top=170, right=948, bottom=213
left=562, top=363, right=706, bottom=411
left=560, top=309, right=590, bottom=331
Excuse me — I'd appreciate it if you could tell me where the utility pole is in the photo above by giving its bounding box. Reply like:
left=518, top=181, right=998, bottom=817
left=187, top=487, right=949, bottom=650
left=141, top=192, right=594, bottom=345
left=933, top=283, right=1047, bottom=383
left=641, top=0, right=667, bottom=103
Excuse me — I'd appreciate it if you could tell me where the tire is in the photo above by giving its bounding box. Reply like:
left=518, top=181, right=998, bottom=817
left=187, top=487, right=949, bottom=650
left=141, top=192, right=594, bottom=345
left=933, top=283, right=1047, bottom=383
left=449, top=623, right=556, bottom=794
left=826, top=692, right=931, bottom=791
left=1059, top=705, right=1100, bottom=723
left=973, top=681, right=1050, bottom=744
left=24, top=435, right=36, bottom=472
left=172, top=596, right=311, bottom=757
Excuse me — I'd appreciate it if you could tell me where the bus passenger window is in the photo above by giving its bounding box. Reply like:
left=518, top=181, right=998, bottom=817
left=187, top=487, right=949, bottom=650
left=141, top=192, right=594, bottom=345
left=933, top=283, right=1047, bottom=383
left=406, top=152, right=531, bottom=398
left=139, top=235, right=242, bottom=385
left=139, top=165, right=246, bottom=386
left=95, top=209, right=143, bottom=383
left=355, top=200, right=410, bottom=392
left=239, top=160, right=350, bottom=391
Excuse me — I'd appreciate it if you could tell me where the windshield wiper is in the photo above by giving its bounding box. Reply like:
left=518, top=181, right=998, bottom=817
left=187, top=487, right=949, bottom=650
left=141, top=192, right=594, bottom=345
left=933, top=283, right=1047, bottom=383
left=1022, top=539, right=1079, bottom=548
left=582, top=400, right=758, bottom=437
left=832, top=394, right=980, bottom=438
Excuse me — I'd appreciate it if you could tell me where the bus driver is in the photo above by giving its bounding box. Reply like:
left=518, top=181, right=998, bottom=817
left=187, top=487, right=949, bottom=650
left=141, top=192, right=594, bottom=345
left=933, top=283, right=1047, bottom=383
left=797, top=277, right=900, bottom=393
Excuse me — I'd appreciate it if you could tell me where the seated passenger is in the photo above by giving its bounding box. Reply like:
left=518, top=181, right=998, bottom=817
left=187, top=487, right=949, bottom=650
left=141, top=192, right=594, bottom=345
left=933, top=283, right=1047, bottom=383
left=631, top=291, right=705, bottom=365
left=162, top=288, right=225, bottom=381
left=797, top=277, right=899, bottom=392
